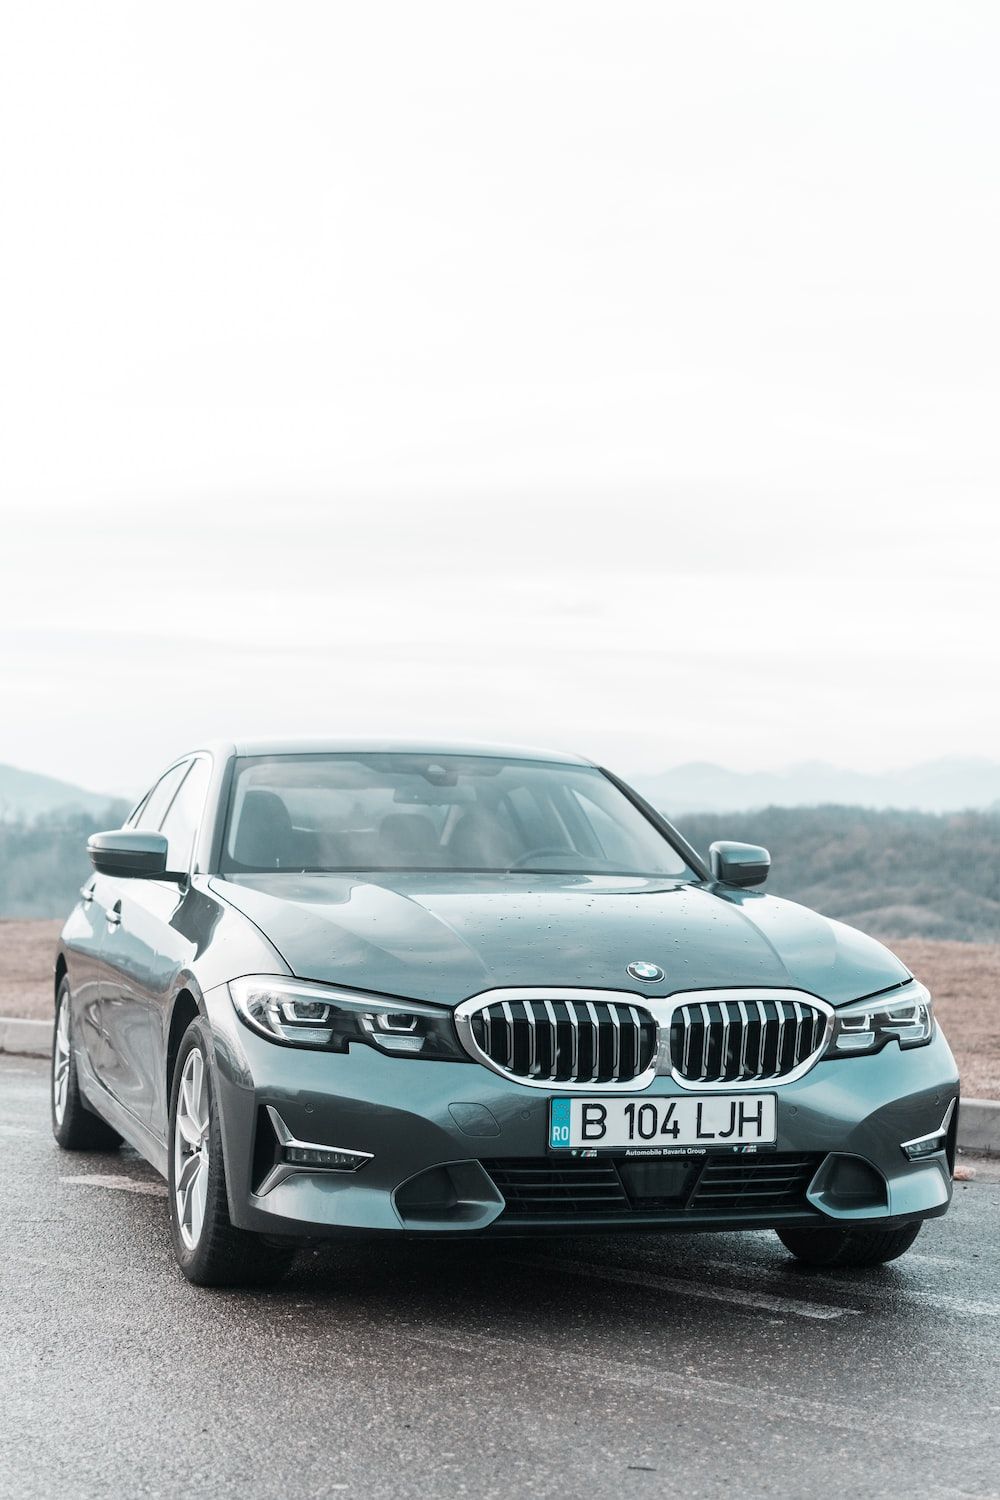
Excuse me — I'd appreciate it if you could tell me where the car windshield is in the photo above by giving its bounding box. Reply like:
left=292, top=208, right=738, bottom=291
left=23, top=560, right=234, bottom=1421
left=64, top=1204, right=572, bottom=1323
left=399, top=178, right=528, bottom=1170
left=221, top=753, right=693, bottom=878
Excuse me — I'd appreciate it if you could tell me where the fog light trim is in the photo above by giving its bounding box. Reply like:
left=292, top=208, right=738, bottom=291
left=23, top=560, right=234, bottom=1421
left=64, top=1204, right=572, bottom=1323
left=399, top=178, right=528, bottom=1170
left=900, top=1098, right=957, bottom=1162
left=254, top=1107, right=373, bottom=1196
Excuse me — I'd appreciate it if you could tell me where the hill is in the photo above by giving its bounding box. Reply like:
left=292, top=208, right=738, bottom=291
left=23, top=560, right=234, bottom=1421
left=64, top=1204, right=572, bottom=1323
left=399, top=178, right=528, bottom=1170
left=0, top=763, right=124, bottom=822
left=0, top=803, right=131, bottom=917
left=1, top=798, right=997, bottom=941
left=673, top=806, right=1000, bottom=943
left=633, top=757, right=1000, bottom=814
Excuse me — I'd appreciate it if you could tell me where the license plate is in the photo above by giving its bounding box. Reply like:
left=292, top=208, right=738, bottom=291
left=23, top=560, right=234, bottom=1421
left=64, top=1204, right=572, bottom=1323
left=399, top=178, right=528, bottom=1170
left=548, top=1094, right=776, bottom=1152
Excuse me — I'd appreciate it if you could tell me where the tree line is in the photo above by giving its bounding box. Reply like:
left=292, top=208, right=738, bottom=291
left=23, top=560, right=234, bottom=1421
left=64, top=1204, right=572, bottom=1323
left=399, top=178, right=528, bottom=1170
left=673, top=805, right=1000, bottom=943
left=0, top=804, right=130, bottom=919
left=1, top=801, right=997, bottom=943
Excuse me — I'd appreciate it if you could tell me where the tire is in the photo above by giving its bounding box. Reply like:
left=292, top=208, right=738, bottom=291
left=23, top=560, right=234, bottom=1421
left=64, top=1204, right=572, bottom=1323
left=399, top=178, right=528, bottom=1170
left=167, top=1018, right=295, bottom=1288
left=776, top=1221, right=923, bottom=1268
left=51, top=979, right=123, bottom=1151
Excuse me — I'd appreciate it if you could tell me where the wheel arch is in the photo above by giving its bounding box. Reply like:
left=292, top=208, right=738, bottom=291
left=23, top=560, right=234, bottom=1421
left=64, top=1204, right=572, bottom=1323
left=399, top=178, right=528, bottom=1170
left=54, top=951, right=68, bottom=999
left=166, top=987, right=203, bottom=1103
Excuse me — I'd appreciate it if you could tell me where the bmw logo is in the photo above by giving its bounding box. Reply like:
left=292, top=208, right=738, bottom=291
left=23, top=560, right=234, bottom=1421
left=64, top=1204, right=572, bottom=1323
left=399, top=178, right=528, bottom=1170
left=627, top=961, right=664, bottom=983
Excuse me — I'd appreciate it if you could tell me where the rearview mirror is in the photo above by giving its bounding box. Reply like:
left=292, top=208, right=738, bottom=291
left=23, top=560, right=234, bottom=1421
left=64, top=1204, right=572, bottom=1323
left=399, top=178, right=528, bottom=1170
left=88, top=830, right=174, bottom=879
left=709, top=840, right=770, bottom=888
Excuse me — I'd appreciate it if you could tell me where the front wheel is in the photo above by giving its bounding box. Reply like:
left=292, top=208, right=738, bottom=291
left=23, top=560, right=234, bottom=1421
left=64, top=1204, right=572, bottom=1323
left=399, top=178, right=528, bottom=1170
left=776, top=1221, right=922, bottom=1267
left=168, top=1018, right=295, bottom=1287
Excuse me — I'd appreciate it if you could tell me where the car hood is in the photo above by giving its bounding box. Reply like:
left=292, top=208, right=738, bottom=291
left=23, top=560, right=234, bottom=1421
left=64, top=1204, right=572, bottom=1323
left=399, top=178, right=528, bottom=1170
left=209, top=872, right=910, bottom=1008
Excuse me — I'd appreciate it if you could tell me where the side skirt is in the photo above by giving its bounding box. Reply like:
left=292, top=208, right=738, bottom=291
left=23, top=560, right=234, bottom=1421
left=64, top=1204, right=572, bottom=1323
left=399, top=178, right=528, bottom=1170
left=76, top=1047, right=169, bottom=1179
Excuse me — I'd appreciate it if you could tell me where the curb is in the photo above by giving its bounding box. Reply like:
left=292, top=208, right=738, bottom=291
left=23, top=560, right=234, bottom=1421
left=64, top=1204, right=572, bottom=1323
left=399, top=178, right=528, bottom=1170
left=1, top=1014, right=998, bottom=1155
left=0, top=1016, right=52, bottom=1058
left=956, top=1099, right=1000, bottom=1158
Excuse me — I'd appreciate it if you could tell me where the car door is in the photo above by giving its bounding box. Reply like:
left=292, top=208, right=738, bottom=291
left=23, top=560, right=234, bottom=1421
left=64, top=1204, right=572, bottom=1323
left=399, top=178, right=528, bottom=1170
left=99, top=759, right=191, bottom=1123
left=137, top=754, right=213, bottom=1133
left=61, top=867, right=119, bottom=1084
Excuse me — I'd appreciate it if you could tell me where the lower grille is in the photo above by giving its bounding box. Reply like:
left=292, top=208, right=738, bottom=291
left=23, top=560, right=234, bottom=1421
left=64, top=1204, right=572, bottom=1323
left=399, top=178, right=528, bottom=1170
left=484, top=1159, right=629, bottom=1216
left=688, top=1154, right=821, bottom=1213
left=482, top=1153, right=823, bottom=1220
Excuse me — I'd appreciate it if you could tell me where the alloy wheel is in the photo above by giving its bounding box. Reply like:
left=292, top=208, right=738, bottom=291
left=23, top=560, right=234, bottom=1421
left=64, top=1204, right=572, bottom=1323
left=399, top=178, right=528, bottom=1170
left=52, top=999, right=71, bottom=1126
left=173, top=1047, right=210, bottom=1250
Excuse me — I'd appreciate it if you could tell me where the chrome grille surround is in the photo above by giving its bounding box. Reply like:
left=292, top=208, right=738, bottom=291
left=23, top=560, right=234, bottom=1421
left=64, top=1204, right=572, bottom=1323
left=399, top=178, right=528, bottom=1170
left=662, top=990, right=836, bottom=1090
left=453, top=986, right=835, bottom=1092
left=454, top=989, right=659, bottom=1092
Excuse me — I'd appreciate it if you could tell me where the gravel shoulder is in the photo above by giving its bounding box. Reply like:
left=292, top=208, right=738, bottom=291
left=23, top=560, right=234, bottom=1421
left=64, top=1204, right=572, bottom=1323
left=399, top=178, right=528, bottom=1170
left=2, top=918, right=997, bottom=1097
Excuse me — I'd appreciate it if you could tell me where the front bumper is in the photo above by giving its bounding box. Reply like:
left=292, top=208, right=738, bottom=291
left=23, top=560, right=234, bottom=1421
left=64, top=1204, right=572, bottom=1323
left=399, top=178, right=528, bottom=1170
left=203, top=985, right=960, bottom=1240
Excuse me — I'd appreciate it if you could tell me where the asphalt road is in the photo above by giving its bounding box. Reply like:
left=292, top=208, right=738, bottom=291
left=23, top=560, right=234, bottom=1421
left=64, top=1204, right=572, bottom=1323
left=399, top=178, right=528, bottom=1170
left=2, top=1055, right=998, bottom=1500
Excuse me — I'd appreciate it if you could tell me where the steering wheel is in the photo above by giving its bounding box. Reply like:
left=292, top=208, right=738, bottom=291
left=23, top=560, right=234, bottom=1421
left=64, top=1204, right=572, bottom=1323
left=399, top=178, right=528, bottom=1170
left=509, top=846, right=573, bottom=870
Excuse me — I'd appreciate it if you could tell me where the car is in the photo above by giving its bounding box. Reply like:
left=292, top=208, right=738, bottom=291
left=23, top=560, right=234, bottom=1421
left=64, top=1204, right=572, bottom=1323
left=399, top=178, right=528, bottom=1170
left=51, top=739, right=960, bottom=1286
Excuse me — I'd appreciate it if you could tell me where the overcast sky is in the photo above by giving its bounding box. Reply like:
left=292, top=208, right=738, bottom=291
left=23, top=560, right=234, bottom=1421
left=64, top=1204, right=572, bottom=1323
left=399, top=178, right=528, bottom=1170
left=1, top=2, right=998, bottom=796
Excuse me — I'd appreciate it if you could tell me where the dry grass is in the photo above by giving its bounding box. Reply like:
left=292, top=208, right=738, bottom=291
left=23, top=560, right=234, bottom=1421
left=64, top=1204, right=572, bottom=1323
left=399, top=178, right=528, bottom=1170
left=2, top=919, right=997, bottom=1098
left=888, top=938, right=1000, bottom=1101
left=0, top=919, right=62, bottom=1023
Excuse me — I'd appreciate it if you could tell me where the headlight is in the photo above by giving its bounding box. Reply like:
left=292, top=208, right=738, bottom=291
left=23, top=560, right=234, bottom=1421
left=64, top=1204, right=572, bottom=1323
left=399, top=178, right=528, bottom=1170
left=825, top=980, right=934, bottom=1058
left=229, top=975, right=468, bottom=1059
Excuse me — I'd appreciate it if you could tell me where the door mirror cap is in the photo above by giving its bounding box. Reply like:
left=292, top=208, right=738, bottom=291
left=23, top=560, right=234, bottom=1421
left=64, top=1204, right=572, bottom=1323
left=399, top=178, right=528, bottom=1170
left=709, top=840, right=771, bottom=887
left=88, top=830, right=174, bottom=879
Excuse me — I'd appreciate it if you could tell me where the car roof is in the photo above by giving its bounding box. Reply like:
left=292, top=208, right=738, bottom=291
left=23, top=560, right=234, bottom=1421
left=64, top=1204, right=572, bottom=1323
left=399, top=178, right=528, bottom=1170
left=187, top=737, right=596, bottom=767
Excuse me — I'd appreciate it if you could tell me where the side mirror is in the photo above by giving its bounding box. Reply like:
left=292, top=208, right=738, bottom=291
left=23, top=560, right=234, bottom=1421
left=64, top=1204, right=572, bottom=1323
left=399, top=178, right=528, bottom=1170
left=709, top=840, right=770, bottom=888
left=88, top=830, right=175, bottom=880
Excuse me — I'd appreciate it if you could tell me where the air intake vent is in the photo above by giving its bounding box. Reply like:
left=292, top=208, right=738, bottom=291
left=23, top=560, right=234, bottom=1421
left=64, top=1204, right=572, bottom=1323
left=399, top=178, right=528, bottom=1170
left=481, top=1153, right=824, bottom=1221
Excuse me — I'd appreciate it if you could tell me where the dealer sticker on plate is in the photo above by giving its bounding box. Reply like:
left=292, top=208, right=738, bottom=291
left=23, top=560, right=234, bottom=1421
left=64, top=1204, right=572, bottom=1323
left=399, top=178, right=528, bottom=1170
left=548, top=1093, right=776, bottom=1153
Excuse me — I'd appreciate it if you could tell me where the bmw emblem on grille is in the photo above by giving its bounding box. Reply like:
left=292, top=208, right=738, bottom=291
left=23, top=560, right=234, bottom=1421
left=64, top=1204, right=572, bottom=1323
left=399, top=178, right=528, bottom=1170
left=627, top=960, right=664, bottom=983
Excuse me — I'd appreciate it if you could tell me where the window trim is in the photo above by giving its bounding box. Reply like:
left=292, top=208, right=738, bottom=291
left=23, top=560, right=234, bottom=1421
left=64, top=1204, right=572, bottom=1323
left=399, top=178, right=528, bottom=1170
left=126, top=760, right=190, bottom=833
left=157, top=754, right=213, bottom=876
left=597, top=766, right=710, bottom=882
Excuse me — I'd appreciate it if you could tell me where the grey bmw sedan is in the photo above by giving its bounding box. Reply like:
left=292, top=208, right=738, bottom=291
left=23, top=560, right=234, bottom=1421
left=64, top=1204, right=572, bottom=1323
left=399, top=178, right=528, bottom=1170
left=52, top=740, right=960, bottom=1286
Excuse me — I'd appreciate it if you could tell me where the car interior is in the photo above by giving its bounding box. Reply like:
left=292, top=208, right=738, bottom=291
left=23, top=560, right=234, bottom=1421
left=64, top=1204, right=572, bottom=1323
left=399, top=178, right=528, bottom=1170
left=221, top=756, right=690, bottom=876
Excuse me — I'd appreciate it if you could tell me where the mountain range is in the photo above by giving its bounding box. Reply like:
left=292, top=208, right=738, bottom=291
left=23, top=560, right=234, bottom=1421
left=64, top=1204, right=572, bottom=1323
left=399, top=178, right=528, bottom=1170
left=632, top=757, right=1000, bottom=815
left=2, top=755, right=1000, bottom=823
left=1, top=758, right=997, bottom=938
left=0, top=764, right=124, bottom=822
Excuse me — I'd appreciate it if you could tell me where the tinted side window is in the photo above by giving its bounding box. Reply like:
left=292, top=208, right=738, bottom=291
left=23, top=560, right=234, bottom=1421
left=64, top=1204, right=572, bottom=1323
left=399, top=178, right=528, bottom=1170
left=133, top=763, right=189, bottom=832
left=158, top=758, right=211, bottom=871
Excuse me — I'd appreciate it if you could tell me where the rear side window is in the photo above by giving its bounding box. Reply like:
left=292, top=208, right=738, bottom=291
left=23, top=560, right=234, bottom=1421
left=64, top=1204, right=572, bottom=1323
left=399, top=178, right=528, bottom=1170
left=158, top=758, right=211, bottom=872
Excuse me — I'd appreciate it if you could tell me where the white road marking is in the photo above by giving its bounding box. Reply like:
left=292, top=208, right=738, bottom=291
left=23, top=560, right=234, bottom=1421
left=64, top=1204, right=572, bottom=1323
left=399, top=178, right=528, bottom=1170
left=704, top=1248, right=965, bottom=1277
left=664, top=1251, right=1000, bottom=1319
left=515, top=1254, right=860, bottom=1321
left=907, top=1251, right=969, bottom=1269
left=402, top=1325, right=963, bottom=1448
left=866, top=1490, right=1000, bottom=1500
left=904, top=1291, right=1000, bottom=1318
left=60, top=1173, right=167, bottom=1198
left=721, top=1260, right=1000, bottom=1318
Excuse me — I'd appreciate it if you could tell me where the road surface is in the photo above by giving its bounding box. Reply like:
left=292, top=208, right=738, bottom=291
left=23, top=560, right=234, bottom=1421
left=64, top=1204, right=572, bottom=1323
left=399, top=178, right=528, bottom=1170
left=1, top=1055, right=998, bottom=1499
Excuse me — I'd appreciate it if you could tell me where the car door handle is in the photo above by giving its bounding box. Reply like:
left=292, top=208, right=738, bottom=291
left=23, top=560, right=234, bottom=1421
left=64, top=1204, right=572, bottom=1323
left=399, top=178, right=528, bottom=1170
left=106, top=902, right=122, bottom=930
